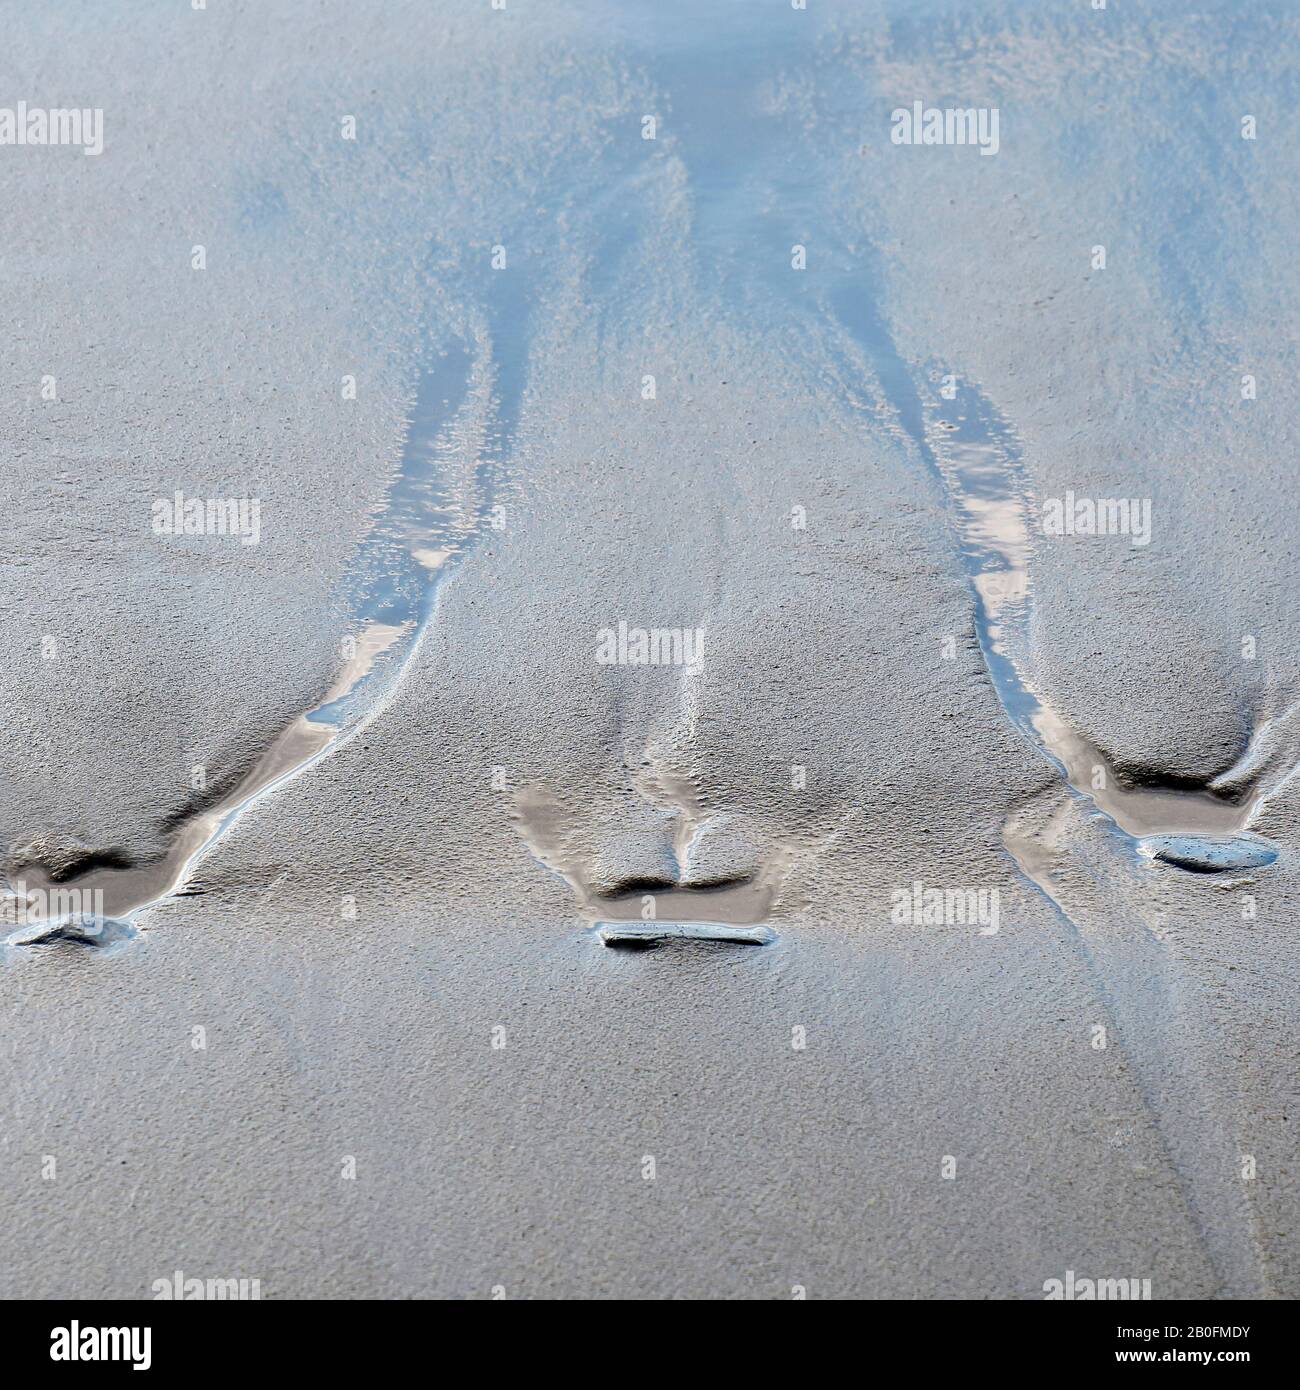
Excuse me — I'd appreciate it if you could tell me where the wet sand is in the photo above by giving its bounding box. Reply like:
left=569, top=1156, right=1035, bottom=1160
left=1, top=0, right=1296, bottom=1298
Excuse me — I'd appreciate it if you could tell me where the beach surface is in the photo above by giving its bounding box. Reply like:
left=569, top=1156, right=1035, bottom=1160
left=1, top=0, right=1296, bottom=1298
